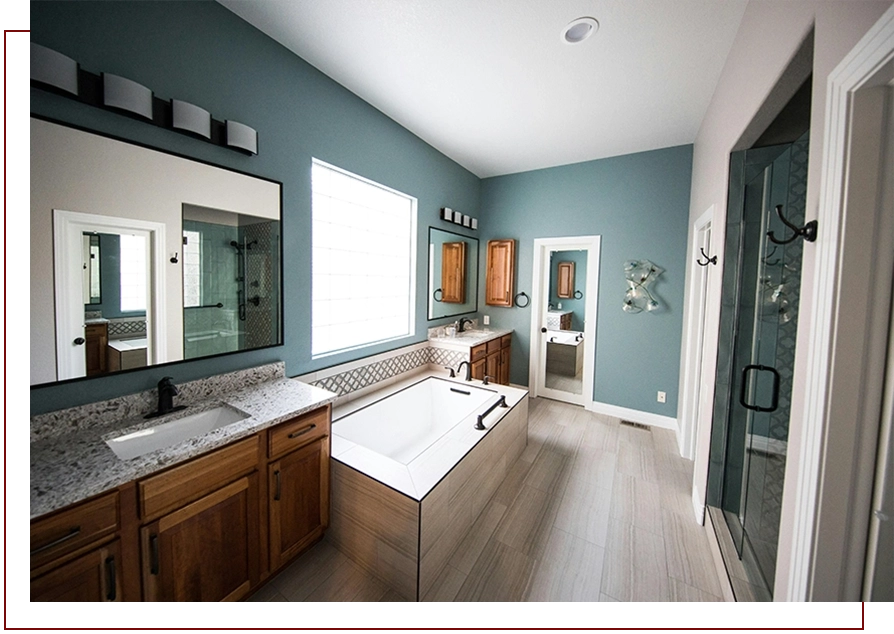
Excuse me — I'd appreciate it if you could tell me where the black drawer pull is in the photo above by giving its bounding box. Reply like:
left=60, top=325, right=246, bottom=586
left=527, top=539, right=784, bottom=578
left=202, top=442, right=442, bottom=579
left=274, top=470, right=282, bottom=501
left=149, top=534, right=159, bottom=575
left=105, top=555, right=116, bottom=601
left=31, top=526, right=81, bottom=555
left=287, top=424, right=316, bottom=439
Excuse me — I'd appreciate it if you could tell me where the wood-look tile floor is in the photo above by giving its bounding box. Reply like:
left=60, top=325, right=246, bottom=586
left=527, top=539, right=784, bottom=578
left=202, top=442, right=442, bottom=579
left=249, top=397, right=724, bottom=602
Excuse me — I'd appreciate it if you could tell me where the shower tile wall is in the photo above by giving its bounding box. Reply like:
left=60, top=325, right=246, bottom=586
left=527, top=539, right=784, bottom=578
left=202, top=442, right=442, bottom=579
left=183, top=220, right=241, bottom=359
left=242, top=220, right=280, bottom=350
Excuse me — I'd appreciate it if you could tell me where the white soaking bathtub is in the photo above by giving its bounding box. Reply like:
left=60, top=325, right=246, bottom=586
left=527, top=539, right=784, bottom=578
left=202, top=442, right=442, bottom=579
left=333, top=377, right=496, bottom=464
left=328, top=373, right=529, bottom=600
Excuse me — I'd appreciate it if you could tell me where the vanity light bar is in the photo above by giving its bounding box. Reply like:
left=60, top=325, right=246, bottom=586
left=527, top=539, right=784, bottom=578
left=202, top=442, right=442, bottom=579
left=440, top=207, right=478, bottom=231
left=30, top=42, right=259, bottom=156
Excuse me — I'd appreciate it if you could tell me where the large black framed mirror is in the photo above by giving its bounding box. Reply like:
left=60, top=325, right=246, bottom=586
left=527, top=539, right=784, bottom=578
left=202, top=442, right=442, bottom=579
left=427, top=227, right=479, bottom=320
left=31, top=117, right=282, bottom=386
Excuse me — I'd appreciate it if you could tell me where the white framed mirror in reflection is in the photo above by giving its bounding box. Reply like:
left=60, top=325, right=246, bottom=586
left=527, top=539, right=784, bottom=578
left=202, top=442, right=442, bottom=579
left=31, top=117, right=282, bottom=387
left=427, top=227, right=479, bottom=320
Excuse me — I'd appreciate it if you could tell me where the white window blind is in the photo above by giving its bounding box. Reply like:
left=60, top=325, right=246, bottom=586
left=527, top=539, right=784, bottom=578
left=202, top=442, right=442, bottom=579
left=311, top=159, right=416, bottom=357
left=119, top=233, right=148, bottom=312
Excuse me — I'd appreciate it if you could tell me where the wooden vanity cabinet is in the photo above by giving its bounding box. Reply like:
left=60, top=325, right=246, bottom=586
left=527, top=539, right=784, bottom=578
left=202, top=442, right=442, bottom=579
left=485, top=239, right=515, bottom=307
left=85, top=322, right=108, bottom=376
left=470, top=334, right=512, bottom=385
left=266, top=406, right=331, bottom=573
left=141, top=475, right=259, bottom=602
left=31, top=540, right=122, bottom=602
left=30, top=491, right=122, bottom=602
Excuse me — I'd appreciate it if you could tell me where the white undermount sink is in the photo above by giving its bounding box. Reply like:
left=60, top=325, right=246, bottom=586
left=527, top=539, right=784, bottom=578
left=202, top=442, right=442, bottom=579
left=104, top=405, right=249, bottom=460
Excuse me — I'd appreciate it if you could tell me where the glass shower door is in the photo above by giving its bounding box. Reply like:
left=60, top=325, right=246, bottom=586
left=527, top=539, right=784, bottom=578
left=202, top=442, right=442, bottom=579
left=710, top=133, right=809, bottom=599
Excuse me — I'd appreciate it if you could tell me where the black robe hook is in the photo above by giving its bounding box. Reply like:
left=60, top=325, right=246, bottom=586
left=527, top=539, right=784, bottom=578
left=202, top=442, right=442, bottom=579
left=696, top=248, right=717, bottom=266
left=767, top=204, right=818, bottom=245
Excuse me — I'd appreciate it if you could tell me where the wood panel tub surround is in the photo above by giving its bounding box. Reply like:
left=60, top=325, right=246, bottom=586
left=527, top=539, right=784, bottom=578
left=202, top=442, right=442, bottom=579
left=328, top=394, right=528, bottom=600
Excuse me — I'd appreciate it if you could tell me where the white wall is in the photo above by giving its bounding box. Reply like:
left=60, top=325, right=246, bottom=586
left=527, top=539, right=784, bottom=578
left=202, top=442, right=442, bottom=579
left=680, top=0, right=892, bottom=599
left=31, top=118, right=280, bottom=384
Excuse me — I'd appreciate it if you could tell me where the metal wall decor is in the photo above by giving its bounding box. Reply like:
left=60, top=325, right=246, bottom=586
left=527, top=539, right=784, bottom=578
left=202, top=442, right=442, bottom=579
left=622, top=259, right=663, bottom=313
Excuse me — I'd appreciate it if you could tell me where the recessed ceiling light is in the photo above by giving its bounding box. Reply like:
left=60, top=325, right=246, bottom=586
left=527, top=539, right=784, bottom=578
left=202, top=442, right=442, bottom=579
left=562, top=17, right=599, bottom=44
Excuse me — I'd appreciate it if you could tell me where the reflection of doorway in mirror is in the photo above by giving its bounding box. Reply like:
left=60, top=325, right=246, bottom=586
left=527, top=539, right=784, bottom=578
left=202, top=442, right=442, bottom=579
left=545, top=250, right=588, bottom=395
left=53, top=209, right=166, bottom=382
left=530, top=236, right=600, bottom=408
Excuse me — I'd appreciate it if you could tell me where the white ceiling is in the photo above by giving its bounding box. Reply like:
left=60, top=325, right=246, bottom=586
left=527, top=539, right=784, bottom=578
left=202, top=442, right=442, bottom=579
left=219, top=0, right=748, bottom=178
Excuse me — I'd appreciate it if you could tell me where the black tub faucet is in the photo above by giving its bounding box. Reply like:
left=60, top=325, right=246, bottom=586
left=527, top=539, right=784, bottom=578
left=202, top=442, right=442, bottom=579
left=455, top=360, right=472, bottom=381
left=146, top=377, right=187, bottom=419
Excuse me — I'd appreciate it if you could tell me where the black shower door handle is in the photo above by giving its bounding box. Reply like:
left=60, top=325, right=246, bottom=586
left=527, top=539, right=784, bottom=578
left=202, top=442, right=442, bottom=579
left=739, top=364, right=780, bottom=412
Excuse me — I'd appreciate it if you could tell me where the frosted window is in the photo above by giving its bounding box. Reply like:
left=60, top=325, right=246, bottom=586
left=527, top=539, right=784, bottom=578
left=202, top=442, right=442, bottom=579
left=311, top=159, right=416, bottom=357
left=119, top=233, right=148, bottom=312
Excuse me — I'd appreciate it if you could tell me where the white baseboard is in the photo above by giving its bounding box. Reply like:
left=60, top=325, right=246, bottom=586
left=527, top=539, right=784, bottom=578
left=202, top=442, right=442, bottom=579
left=747, top=433, right=787, bottom=456
left=586, top=400, right=678, bottom=430
left=692, top=485, right=705, bottom=525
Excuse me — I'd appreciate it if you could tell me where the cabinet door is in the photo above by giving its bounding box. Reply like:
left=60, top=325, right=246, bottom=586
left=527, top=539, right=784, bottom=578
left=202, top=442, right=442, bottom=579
left=471, top=357, right=486, bottom=381
left=85, top=323, right=108, bottom=376
left=440, top=241, right=466, bottom=304
left=485, top=240, right=515, bottom=307
left=500, top=345, right=511, bottom=386
left=486, top=351, right=501, bottom=383
left=31, top=539, right=121, bottom=602
left=557, top=261, right=575, bottom=298
left=268, top=437, right=329, bottom=571
left=141, top=474, right=259, bottom=602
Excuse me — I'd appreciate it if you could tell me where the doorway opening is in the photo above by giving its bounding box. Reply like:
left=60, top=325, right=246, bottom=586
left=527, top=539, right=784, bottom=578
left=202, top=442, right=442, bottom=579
left=529, top=236, right=601, bottom=406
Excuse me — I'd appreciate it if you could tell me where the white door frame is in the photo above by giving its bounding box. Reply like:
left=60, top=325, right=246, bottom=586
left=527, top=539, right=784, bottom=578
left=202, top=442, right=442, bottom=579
left=782, top=4, right=894, bottom=601
left=528, top=235, right=601, bottom=406
left=53, top=209, right=167, bottom=380
left=678, top=206, right=716, bottom=461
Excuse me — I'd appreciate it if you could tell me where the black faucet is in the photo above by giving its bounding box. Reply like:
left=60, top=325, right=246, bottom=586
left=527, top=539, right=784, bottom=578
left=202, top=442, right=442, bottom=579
left=457, top=318, right=473, bottom=333
left=455, top=360, right=472, bottom=381
left=146, top=377, right=187, bottom=419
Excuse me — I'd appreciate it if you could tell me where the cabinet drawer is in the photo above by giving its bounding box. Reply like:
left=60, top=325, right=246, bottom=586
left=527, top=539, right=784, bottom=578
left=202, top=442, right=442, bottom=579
left=31, top=491, right=119, bottom=570
left=501, top=334, right=512, bottom=349
left=470, top=344, right=487, bottom=362
left=486, top=338, right=502, bottom=355
left=138, top=436, right=259, bottom=522
left=268, top=406, right=330, bottom=460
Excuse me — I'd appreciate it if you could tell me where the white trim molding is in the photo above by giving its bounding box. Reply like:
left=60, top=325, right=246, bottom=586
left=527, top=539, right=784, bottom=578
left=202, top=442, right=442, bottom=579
left=784, top=4, right=894, bottom=602
left=586, top=399, right=677, bottom=431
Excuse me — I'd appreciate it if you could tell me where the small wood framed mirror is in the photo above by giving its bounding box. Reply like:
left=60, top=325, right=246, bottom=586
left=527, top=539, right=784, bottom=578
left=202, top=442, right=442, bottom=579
left=557, top=261, right=575, bottom=298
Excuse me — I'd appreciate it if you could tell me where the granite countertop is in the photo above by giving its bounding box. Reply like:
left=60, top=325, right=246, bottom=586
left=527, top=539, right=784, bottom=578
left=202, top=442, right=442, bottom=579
left=428, top=328, right=513, bottom=350
left=30, top=377, right=336, bottom=519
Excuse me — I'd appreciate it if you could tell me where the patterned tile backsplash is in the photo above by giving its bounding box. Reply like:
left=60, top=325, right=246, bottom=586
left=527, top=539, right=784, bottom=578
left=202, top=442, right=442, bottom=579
left=308, top=345, right=468, bottom=397
left=108, top=317, right=147, bottom=338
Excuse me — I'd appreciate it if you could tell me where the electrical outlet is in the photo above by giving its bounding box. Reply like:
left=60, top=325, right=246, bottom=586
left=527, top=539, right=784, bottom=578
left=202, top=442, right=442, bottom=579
left=657, top=391, right=666, bottom=403
left=557, top=302, right=562, bottom=309
left=483, top=315, right=490, bottom=325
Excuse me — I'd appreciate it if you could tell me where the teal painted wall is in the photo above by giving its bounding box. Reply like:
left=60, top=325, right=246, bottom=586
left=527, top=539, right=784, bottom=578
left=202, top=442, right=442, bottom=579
left=479, top=145, right=692, bottom=416
left=30, top=0, right=480, bottom=413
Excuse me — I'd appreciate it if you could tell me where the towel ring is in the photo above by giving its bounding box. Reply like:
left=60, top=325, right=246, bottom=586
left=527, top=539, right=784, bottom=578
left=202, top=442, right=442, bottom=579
left=514, top=291, right=529, bottom=308
left=573, top=290, right=583, bottom=299
left=433, top=288, right=443, bottom=302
